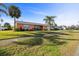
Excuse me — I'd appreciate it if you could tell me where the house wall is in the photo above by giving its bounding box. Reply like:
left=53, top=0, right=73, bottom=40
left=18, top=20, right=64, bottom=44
left=29, top=25, right=34, bottom=30
left=16, top=22, right=47, bottom=31
left=42, top=26, right=47, bottom=30
left=16, top=23, right=24, bottom=30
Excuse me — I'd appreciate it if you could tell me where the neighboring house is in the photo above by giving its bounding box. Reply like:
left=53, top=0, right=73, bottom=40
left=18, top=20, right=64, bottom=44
left=51, top=26, right=66, bottom=30
left=16, top=21, right=48, bottom=31
left=61, top=26, right=66, bottom=30
left=58, top=26, right=66, bottom=30
left=0, top=27, right=7, bottom=30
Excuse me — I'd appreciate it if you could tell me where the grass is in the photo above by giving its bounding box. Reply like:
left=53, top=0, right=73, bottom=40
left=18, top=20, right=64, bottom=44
left=15, top=37, right=43, bottom=46
left=0, top=30, right=79, bottom=56
left=0, top=30, right=40, bottom=40
left=0, top=45, right=60, bottom=56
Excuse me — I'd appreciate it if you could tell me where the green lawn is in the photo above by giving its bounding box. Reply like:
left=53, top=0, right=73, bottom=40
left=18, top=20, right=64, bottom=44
left=0, top=45, right=60, bottom=56
left=0, top=30, right=40, bottom=40
left=0, top=30, right=66, bottom=40
left=0, top=30, right=79, bottom=56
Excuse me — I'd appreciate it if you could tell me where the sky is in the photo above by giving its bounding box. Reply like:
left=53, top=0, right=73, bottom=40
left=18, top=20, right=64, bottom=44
left=1, top=3, right=79, bottom=26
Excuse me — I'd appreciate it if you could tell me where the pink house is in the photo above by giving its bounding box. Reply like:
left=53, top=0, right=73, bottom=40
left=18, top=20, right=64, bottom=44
left=16, top=21, right=48, bottom=31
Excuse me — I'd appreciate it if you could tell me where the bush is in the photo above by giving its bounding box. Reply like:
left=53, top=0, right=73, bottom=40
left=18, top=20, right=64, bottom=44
left=15, top=37, right=43, bottom=46
left=4, top=23, right=12, bottom=30
left=15, top=28, right=25, bottom=31
left=15, top=28, right=27, bottom=31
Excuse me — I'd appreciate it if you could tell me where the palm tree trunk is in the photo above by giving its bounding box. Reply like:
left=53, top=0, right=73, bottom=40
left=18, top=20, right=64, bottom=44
left=14, top=17, right=16, bottom=31
left=48, top=21, right=51, bottom=31
left=50, top=25, right=51, bottom=30
left=47, top=24, right=50, bottom=31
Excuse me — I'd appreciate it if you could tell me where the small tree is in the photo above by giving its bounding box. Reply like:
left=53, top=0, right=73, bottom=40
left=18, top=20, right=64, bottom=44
left=4, top=23, right=12, bottom=30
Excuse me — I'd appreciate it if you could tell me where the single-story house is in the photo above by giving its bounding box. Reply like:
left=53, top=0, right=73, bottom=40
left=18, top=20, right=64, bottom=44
left=0, top=27, right=7, bottom=30
left=16, top=21, right=48, bottom=31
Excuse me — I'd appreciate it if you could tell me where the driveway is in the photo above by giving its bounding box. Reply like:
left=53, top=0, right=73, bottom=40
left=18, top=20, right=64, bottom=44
left=0, top=37, right=33, bottom=47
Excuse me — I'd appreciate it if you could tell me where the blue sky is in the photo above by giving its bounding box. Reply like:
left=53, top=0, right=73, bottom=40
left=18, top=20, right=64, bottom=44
left=1, top=3, right=79, bottom=26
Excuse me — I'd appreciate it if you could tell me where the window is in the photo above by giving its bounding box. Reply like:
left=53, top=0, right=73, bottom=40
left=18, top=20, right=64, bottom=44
left=24, top=24, right=29, bottom=30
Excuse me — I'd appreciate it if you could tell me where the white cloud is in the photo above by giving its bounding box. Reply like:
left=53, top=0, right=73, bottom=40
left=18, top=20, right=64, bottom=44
left=55, top=11, right=79, bottom=26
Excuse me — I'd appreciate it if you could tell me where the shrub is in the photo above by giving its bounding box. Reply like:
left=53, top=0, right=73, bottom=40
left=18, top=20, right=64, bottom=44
left=15, top=37, right=43, bottom=46
left=4, top=23, right=12, bottom=30
left=15, top=28, right=21, bottom=31
left=15, top=28, right=26, bottom=31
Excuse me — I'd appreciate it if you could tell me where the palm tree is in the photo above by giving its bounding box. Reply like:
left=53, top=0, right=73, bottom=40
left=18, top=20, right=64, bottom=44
left=43, top=16, right=56, bottom=30
left=0, top=3, right=8, bottom=27
left=8, top=5, right=21, bottom=30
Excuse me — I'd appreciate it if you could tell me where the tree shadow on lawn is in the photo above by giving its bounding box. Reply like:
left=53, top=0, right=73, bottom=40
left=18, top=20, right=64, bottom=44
left=43, top=35, right=67, bottom=45
left=30, top=31, right=69, bottom=38
left=13, top=37, right=43, bottom=47
left=14, top=31, right=69, bottom=46
left=32, top=31, right=69, bottom=45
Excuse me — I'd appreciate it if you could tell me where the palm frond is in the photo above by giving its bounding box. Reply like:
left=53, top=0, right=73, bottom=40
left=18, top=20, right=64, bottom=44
left=0, top=3, right=7, bottom=9
left=0, top=9, right=8, bottom=15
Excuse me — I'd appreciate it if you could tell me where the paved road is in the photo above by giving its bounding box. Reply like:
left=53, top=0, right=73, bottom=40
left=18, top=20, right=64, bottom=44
left=0, top=37, right=33, bottom=47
